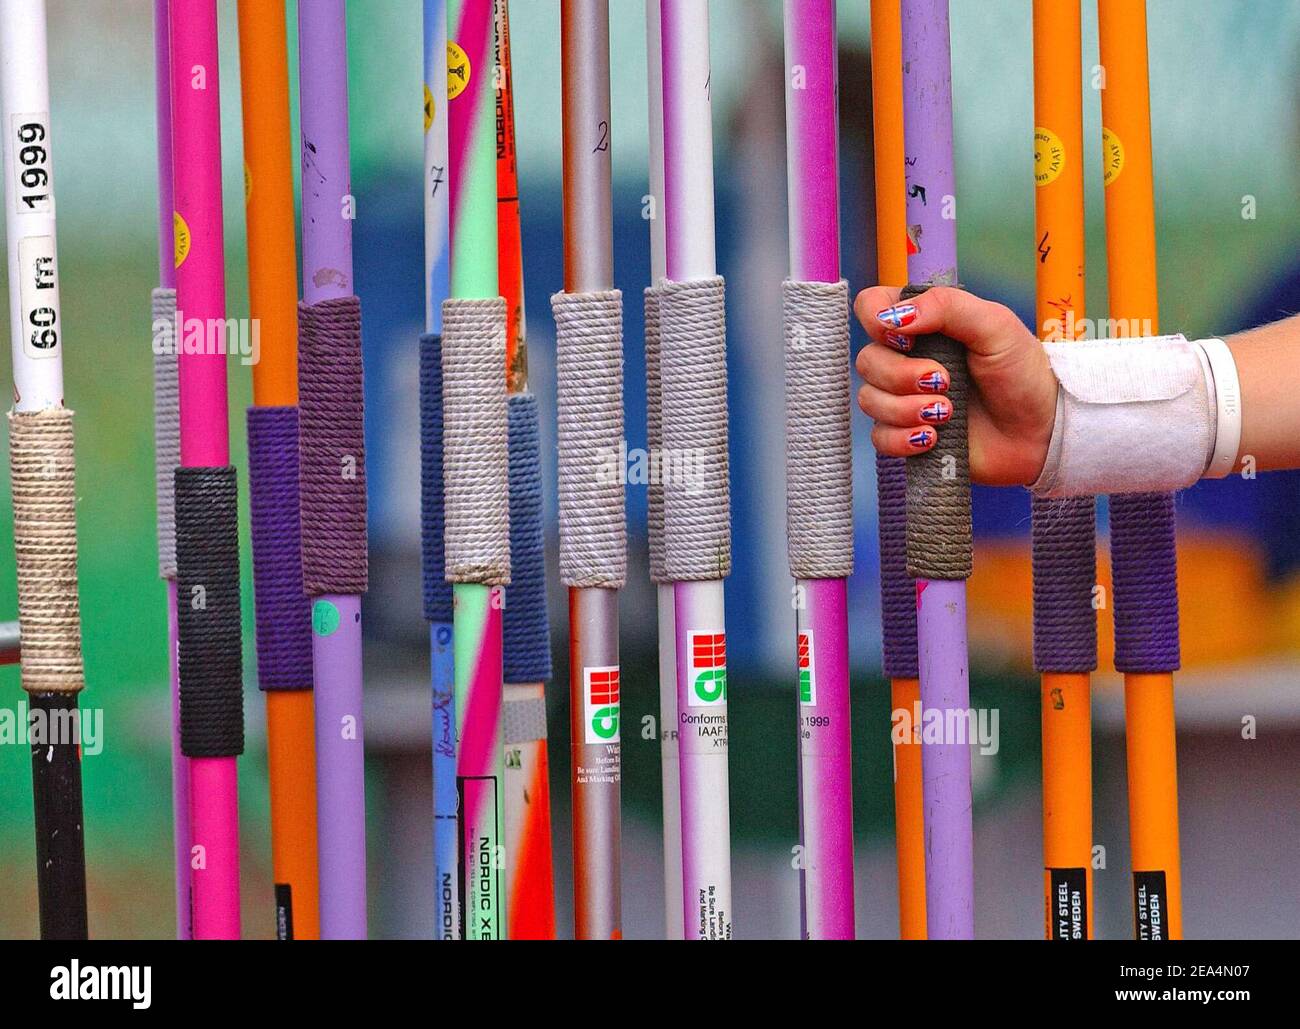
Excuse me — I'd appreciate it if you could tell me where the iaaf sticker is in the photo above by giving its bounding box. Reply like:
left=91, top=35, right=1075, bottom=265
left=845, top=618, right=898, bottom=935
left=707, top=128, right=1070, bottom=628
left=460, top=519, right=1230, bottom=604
left=584, top=666, right=620, bottom=744
left=687, top=631, right=727, bottom=707
left=1033, top=125, right=1066, bottom=187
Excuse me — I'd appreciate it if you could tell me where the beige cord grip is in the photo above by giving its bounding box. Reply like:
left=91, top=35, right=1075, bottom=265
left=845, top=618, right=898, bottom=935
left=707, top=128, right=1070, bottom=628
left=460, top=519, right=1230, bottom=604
left=8, top=408, right=84, bottom=693
left=440, top=296, right=511, bottom=586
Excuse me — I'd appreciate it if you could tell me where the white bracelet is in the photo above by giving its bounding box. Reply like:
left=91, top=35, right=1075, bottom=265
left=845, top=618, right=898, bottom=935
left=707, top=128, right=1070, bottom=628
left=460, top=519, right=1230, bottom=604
left=1194, top=337, right=1242, bottom=478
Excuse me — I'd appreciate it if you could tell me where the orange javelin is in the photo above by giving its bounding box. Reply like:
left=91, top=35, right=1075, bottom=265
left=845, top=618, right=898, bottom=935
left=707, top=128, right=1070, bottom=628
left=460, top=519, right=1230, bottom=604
left=871, top=0, right=925, bottom=941
left=237, top=0, right=320, bottom=940
left=872, top=0, right=908, bottom=288
left=1032, top=0, right=1094, bottom=940
left=496, top=0, right=556, bottom=940
left=1099, top=0, right=1182, bottom=940
left=497, top=0, right=527, bottom=395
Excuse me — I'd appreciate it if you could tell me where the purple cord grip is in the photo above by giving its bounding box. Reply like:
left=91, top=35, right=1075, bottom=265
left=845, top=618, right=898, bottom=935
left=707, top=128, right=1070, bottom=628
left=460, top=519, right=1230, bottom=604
left=877, top=452, right=919, bottom=680
left=1109, top=491, right=1181, bottom=673
left=248, top=406, right=314, bottom=690
left=298, top=295, right=369, bottom=596
left=502, top=393, right=552, bottom=685
left=1031, top=494, right=1099, bottom=673
left=420, top=333, right=453, bottom=623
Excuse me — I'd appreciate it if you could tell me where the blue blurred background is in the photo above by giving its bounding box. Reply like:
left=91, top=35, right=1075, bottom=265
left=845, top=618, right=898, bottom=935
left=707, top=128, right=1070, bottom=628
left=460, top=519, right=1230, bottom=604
left=1, top=0, right=1299, bottom=938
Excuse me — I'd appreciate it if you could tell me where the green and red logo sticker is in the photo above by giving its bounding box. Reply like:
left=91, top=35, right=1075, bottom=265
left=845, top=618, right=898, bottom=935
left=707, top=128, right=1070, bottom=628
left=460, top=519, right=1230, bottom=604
left=583, top=666, right=620, bottom=744
left=798, top=631, right=816, bottom=706
left=688, top=631, right=727, bottom=707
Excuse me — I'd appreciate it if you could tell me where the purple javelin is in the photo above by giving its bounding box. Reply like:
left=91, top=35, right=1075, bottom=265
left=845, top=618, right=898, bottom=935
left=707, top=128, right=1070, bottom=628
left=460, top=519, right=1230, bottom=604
left=901, top=0, right=976, bottom=940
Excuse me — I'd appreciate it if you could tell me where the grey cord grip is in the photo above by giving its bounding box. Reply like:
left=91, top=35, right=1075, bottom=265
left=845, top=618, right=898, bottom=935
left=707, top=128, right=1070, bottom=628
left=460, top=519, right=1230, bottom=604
left=782, top=278, right=854, bottom=580
left=658, top=275, right=731, bottom=582
left=552, top=288, right=627, bottom=588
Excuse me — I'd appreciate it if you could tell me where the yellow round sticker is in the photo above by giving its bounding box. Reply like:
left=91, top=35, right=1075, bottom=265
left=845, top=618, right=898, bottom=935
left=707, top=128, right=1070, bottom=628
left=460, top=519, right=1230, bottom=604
left=1033, top=127, right=1065, bottom=187
left=1101, top=127, right=1125, bottom=186
left=424, top=83, right=434, bottom=133
left=173, top=211, right=191, bottom=269
left=447, top=41, right=470, bottom=100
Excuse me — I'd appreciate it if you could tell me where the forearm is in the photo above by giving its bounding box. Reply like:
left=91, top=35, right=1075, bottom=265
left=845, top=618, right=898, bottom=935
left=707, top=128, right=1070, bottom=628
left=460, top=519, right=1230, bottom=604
left=1227, top=313, right=1300, bottom=472
left=1032, top=316, right=1300, bottom=498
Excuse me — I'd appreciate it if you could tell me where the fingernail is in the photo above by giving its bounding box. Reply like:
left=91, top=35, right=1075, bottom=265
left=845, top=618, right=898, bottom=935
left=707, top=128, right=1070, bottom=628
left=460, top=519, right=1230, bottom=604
left=877, top=303, right=918, bottom=329
left=917, top=371, right=948, bottom=393
left=883, top=331, right=912, bottom=352
left=908, top=429, right=934, bottom=449
left=919, top=401, right=950, bottom=424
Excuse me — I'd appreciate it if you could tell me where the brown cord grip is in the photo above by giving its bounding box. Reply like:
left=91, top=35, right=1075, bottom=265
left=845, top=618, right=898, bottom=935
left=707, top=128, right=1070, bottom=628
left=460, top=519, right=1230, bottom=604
left=902, top=283, right=973, bottom=581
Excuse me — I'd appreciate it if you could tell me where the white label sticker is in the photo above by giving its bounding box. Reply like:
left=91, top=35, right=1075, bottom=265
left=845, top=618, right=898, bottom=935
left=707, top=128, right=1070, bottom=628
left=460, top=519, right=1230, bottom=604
left=11, top=113, right=53, bottom=215
left=18, top=235, right=60, bottom=360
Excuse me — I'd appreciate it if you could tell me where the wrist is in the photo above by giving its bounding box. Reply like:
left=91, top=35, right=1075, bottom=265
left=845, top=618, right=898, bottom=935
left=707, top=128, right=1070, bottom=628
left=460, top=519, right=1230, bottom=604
left=1195, top=337, right=1242, bottom=478
left=1029, top=334, right=1234, bottom=498
left=1025, top=382, right=1064, bottom=487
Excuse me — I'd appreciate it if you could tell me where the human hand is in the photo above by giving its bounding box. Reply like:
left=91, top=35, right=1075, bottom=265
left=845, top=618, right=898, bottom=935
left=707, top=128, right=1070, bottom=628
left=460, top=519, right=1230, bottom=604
left=853, top=285, right=1058, bottom=487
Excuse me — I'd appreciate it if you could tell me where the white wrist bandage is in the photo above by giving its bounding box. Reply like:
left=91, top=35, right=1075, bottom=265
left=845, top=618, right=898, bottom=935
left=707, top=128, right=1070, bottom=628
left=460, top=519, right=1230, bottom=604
left=1030, top=334, right=1241, bottom=498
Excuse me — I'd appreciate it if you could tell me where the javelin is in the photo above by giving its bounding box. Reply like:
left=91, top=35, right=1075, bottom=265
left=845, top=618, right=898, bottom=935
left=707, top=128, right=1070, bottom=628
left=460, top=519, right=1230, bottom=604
left=421, top=0, right=459, bottom=940
left=296, top=0, right=370, bottom=939
left=899, top=0, right=975, bottom=939
left=149, top=0, right=190, bottom=939
left=446, top=0, right=509, bottom=939
left=659, top=0, right=734, bottom=941
left=868, top=0, right=926, bottom=939
left=1098, top=0, right=1183, bottom=941
left=643, top=0, right=683, bottom=941
left=555, top=0, right=625, bottom=940
left=781, top=0, right=855, bottom=939
left=1031, top=0, right=1096, bottom=941
left=1, top=0, right=89, bottom=940
left=496, top=0, right=558, bottom=939
left=237, top=0, right=319, bottom=940
left=169, top=0, right=244, bottom=940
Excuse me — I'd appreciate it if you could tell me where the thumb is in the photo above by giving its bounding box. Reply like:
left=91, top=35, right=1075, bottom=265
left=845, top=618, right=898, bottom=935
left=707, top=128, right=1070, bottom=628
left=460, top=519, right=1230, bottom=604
left=870, top=286, right=1030, bottom=360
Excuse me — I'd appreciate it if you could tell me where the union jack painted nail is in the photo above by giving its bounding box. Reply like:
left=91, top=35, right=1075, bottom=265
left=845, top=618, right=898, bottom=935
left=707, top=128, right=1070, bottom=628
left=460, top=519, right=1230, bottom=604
left=920, top=401, right=950, bottom=423
left=908, top=429, right=934, bottom=449
left=883, top=331, right=912, bottom=352
left=917, top=371, right=948, bottom=393
left=877, top=303, right=918, bottom=329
